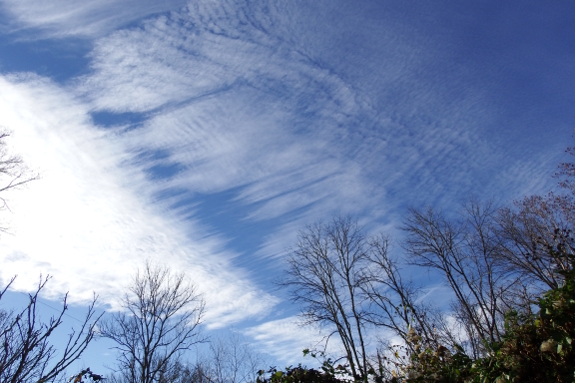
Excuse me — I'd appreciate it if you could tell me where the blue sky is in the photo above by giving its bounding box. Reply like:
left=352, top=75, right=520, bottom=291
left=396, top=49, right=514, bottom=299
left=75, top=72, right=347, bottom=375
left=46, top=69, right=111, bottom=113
left=0, top=0, right=574, bottom=373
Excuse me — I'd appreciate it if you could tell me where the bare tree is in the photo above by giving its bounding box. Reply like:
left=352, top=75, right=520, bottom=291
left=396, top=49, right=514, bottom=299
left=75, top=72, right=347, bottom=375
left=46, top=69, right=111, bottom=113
left=402, top=202, right=520, bottom=358
left=199, top=332, right=266, bottom=383
left=0, top=275, right=101, bottom=383
left=0, top=128, right=38, bottom=230
left=100, top=261, right=205, bottom=383
left=361, top=235, right=461, bottom=353
left=282, top=217, right=371, bottom=381
left=494, top=145, right=575, bottom=298
left=496, top=199, right=571, bottom=291
left=283, top=213, right=518, bottom=379
left=283, top=217, right=462, bottom=380
left=116, top=333, right=266, bottom=383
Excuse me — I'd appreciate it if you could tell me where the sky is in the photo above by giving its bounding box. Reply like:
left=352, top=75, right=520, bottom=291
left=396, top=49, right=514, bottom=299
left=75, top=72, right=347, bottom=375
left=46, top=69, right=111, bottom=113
left=0, top=0, right=574, bottom=375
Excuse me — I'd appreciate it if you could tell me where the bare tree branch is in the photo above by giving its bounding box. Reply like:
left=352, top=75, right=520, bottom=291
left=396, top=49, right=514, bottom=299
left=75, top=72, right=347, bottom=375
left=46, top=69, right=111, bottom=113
left=0, top=275, right=102, bottom=383
left=100, top=261, right=205, bottom=383
left=401, top=201, right=520, bottom=358
left=281, top=217, right=373, bottom=381
left=0, top=128, right=38, bottom=231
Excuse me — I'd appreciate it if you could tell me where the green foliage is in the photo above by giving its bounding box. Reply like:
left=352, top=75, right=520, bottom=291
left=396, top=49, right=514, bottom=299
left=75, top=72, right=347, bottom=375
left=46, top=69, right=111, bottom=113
left=256, top=349, right=412, bottom=383
left=400, top=237, right=575, bottom=383
left=256, top=350, right=369, bottom=383
left=469, top=253, right=575, bottom=382
left=256, top=365, right=344, bottom=383
left=400, top=328, right=472, bottom=383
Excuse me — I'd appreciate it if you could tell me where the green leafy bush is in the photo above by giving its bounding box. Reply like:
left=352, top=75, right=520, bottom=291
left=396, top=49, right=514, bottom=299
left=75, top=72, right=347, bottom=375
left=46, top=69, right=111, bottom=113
left=470, top=265, right=575, bottom=382
left=401, top=238, right=575, bottom=383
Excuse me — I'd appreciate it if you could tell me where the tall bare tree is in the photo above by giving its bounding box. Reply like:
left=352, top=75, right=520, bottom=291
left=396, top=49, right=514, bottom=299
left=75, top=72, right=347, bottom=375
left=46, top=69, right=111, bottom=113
left=0, top=275, right=101, bottom=383
left=496, top=149, right=575, bottom=292
left=361, top=235, right=461, bottom=353
left=282, top=217, right=371, bottom=381
left=101, top=261, right=205, bottom=383
left=282, top=217, right=464, bottom=380
left=402, top=201, right=521, bottom=358
left=496, top=198, right=574, bottom=292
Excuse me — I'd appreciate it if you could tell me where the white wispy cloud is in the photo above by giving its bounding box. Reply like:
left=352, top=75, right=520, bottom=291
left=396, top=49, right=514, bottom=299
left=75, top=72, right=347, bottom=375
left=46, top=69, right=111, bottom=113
left=0, top=73, right=276, bottom=328
left=74, top=2, right=382, bottom=229
left=244, top=316, right=346, bottom=365
left=0, top=0, right=188, bottom=38
left=69, top=0, right=563, bottom=263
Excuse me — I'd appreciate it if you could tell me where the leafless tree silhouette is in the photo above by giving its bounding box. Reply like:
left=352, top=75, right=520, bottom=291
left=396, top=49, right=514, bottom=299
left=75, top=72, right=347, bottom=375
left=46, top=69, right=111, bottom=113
left=100, top=261, right=205, bottom=383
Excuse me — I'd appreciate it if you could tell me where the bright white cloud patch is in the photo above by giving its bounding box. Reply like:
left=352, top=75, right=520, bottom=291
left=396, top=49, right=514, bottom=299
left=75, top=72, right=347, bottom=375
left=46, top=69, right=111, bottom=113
left=0, top=73, right=276, bottom=327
